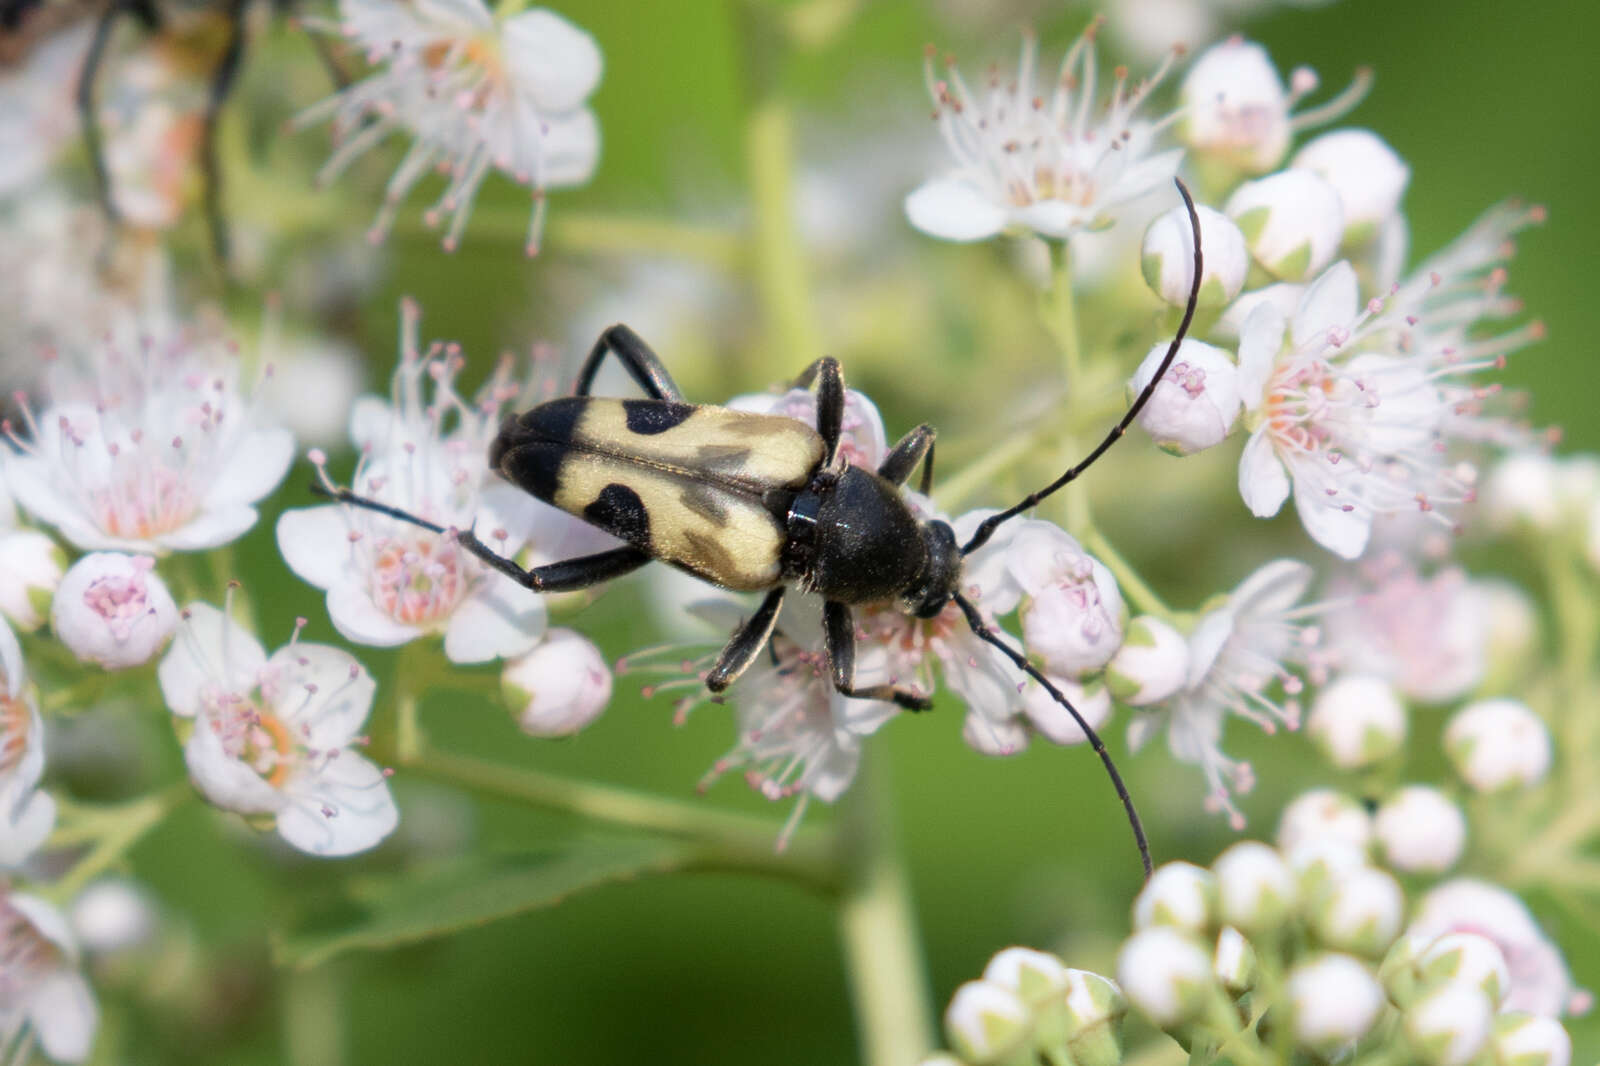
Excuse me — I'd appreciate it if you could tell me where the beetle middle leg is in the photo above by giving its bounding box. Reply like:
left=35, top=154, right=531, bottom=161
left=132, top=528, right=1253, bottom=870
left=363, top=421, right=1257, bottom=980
left=878, top=424, right=936, bottom=495
left=575, top=324, right=685, bottom=401
left=705, top=587, right=786, bottom=693
left=823, top=601, right=933, bottom=711
left=791, top=357, right=845, bottom=465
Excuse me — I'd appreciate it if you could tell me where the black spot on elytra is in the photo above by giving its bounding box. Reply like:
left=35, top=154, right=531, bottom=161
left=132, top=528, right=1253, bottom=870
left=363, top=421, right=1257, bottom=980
left=623, top=400, right=694, bottom=435
left=496, top=442, right=564, bottom=503
left=584, top=483, right=651, bottom=545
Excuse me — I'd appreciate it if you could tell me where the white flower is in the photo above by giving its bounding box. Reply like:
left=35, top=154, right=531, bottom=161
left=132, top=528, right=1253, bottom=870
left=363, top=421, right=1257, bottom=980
left=1375, top=786, right=1466, bottom=874
left=1286, top=952, right=1384, bottom=1052
left=0, top=24, right=89, bottom=198
left=1405, top=981, right=1494, bottom=1066
left=1129, top=559, right=1325, bottom=827
left=1133, top=861, right=1216, bottom=934
left=1127, top=339, right=1241, bottom=456
left=1309, top=864, right=1404, bottom=957
left=1276, top=788, right=1373, bottom=856
left=1493, top=1014, right=1572, bottom=1066
left=1289, top=129, right=1410, bottom=243
left=944, top=980, right=1031, bottom=1063
left=1410, top=880, right=1585, bottom=1017
left=277, top=301, right=549, bottom=664
left=0, top=618, right=53, bottom=868
left=1008, top=520, right=1124, bottom=677
left=1105, top=615, right=1188, bottom=707
left=295, top=0, right=602, bottom=254
left=1419, top=933, right=1511, bottom=1008
left=1306, top=673, right=1406, bottom=769
left=161, top=602, right=398, bottom=857
left=0, top=475, right=64, bottom=632
left=1212, top=840, right=1295, bottom=934
left=905, top=21, right=1183, bottom=242
left=1142, top=204, right=1249, bottom=308
left=1178, top=38, right=1302, bottom=175
left=1116, top=927, right=1212, bottom=1028
left=0, top=891, right=97, bottom=1062
left=51, top=553, right=177, bottom=670
left=1444, top=699, right=1551, bottom=792
left=4, top=318, right=292, bottom=554
left=502, top=627, right=612, bottom=737
left=1226, top=169, right=1346, bottom=282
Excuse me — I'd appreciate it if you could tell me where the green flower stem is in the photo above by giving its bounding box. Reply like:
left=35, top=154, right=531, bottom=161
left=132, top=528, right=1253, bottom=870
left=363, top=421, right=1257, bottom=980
left=283, top=966, right=346, bottom=1066
left=46, top=784, right=190, bottom=905
left=834, top=754, right=936, bottom=1066
left=1040, top=245, right=1091, bottom=535
left=402, top=746, right=836, bottom=890
left=745, top=97, right=823, bottom=367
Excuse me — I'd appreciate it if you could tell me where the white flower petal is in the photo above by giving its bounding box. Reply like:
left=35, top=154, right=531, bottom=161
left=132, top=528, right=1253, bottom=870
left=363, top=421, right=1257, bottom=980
left=1230, top=558, right=1315, bottom=618
left=184, top=717, right=285, bottom=816
left=1292, top=261, right=1360, bottom=349
left=158, top=603, right=267, bottom=718
left=0, top=612, right=24, bottom=695
left=29, top=970, right=97, bottom=1063
left=277, top=753, right=397, bottom=857
left=904, top=177, right=1009, bottom=242
left=154, top=505, right=259, bottom=552
left=275, top=506, right=351, bottom=590
left=1238, top=428, right=1290, bottom=517
left=202, top=428, right=294, bottom=510
left=1236, top=303, right=1286, bottom=406
left=0, top=787, right=55, bottom=867
left=326, top=580, right=425, bottom=647
left=1293, top=478, right=1371, bottom=559
left=1012, top=199, right=1094, bottom=239
left=442, top=574, right=545, bottom=664
left=528, top=107, right=600, bottom=189
left=267, top=643, right=376, bottom=750
left=501, top=8, right=603, bottom=113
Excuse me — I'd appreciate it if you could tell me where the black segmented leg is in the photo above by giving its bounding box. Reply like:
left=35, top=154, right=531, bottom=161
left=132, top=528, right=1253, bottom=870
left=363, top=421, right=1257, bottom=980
left=823, top=601, right=933, bottom=711
left=878, top=424, right=936, bottom=494
left=705, top=587, right=786, bottom=693
left=575, top=324, right=685, bottom=400
left=201, top=0, right=249, bottom=265
left=790, top=357, right=844, bottom=465
left=77, top=3, right=124, bottom=226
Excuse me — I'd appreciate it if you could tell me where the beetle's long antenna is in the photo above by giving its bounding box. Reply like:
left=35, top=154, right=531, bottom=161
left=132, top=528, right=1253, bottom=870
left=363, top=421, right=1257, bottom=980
left=308, top=482, right=447, bottom=534
left=961, top=177, right=1204, bottom=557
left=952, top=592, right=1153, bottom=879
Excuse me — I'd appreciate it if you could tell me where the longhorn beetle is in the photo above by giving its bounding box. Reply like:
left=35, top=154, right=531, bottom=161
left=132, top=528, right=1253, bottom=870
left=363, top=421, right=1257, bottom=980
left=321, top=178, right=1204, bottom=878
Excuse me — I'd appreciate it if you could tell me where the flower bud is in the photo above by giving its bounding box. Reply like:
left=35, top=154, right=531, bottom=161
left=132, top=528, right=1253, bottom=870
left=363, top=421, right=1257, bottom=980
left=1226, top=169, right=1345, bottom=282
left=1483, top=452, right=1561, bottom=533
left=1466, top=579, right=1540, bottom=690
left=1213, top=926, right=1256, bottom=995
left=69, top=877, right=158, bottom=956
left=1419, top=933, right=1510, bottom=1008
left=1287, top=953, right=1385, bottom=1053
left=1212, top=841, right=1295, bottom=935
left=52, top=552, right=177, bottom=669
left=1277, top=788, right=1373, bottom=856
left=944, top=979, right=1031, bottom=1065
left=1133, top=862, right=1217, bottom=934
left=1308, top=865, right=1404, bottom=957
left=1127, top=340, right=1241, bottom=456
left=0, top=530, right=65, bottom=631
left=1405, top=981, right=1493, bottom=1066
left=1285, top=836, right=1370, bottom=902
left=1374, top=786, right=1466, bottom=874
left=1020, top=674, right=1111, bottom=747
left=1116, top=926, right=1213, bottom=1029
left=502, top=628, right=612, bottom=738
left=1444, top=699, right=1552, bottom=792
left=1106, top=616, right=1189, bottom=707
left=1142, top=205, right=1249, bottom=309
left=1306, top=674, right=1407, bottom=769
left=1063, top=968, right=1127, bottom=1066
left=1289, top=129, right=1410, bottom=243
left=1492, top=1013, right=1572, bottom=1066
left=963, top=710, right=1031, bottom=757
left=1009, top=522, right=1124, bottom=678
left=1179, top=39, right=1291, bottom=174
left=983, top=947, right=1069, bottom=1007
left=1380, top=934, right=1430, bottom=1008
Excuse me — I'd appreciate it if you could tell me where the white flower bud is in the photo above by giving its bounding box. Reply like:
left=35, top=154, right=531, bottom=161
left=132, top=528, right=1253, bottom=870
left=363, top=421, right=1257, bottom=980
left=1419, top=933, right=1510, bottom=1009
left=69, top=878, right=158, bottom=956
left=1405, top=981, right=1493, bottom=1066
left=52, top=552, right=177, bottom=669
left=1483, top=452, right=1561, bottom=533
left=1444, top=699, right=1552, bottom=792
left=1116, top=927, right=1213, bottom=1029
left=1127, top=340, right=1241, bottom=456
left=1307, top=674, right=1407, bottom=769
left=1020, top=674, right=1111, bottom=747
left=1179, top=39, right=1291, bottom=174
left=1062, top=968, right=1127, bottom=1066
left=1133, top=862, right=1217, bottom=933
left=1285, top=836, right=1370, bottom=899
left=502, top=629, right=612, bottom=738
left=1374, top=786, right=1466, bottom=874
left=1287, top=953, right=1385, bottom=1052
left=0, top=530, right=65, bottom=631
left=1105, top=616, right=1189, bottom=707
left=1142, top=205, right=1249, bottom=309
left=1214, top=926, right=1256, bottom=995
left=1009, top=522, right=1124, bottom=678
left=1492, top=1014, right=1572, bottom=1066
left=1213, top=841, right=1295, bottom=935
left=1225, top=169, right=1345, bottom=282
left=1309, top=865, right=1404, bottom=957
left=1277, top=789, right=1373, bottom=856
left=1289, top=129, right=1410, bottom=242
left=983, top=947, right=1070, bottom=1006
left=944, top=979, right=1031, bottom=1065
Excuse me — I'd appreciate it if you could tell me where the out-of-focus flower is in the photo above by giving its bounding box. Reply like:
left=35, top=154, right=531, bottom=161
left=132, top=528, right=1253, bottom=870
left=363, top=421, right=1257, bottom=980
left=1105, top=615, right=1188, bottom=707
left=944, top=980, right=1030, bottom=1064
left=97, top=52, right=205, bottom=230
left=1306, top=673, right=1406, bottom=768
left=278, top=301, right=550, bottom=663
left=1286, top=952, right=1385, bottom=1052
left=1443, top=699, right=1551, bottom=792
left=1307, top=864, right=1403, bottom=957
left=1289, top=129, right=1409, bottom=244
left=1117, top=926, right=1213, bottom=1028
left=0, top=25, right=89, bottom=198
left=51, top=553, right=178, bottom=670
left=1132, top=861, right=1216, bottom=933
left=1483, top=451, right=1560, bottom=533
left=0, top=891, right=97, bottom=1062
left=254, top=329, right=369, bottom=452
left=0, top=617, right=53, bottom=868
left=68, top=878, right=158, bottom=957
left=1374, top=786, right=1465, bottom=874
left=1405, top=980, right=1494, bottom=1066
left=1226, top=169, right=1346, bottom=281
left=1493, top=1014, right=1573, bottom=1066
left=1416, top=933, right=1511, bottom=1008
left=4, top=318, right=292, bottom=554
left=1008, top=520, right=1124, bottom=677
left=295, top=0, right=602, bottom=254
left=160, top=602, right=397, bottom=857
left=1213, top=840, right=1295, bottom=934
left=1142, top=204, right=1249, bottom=308
left=0, top=475, right=65, bottom=632
left=502, top=627, right=612, bottom=737
left=905, top=21, right=1183, bottom=242
left=1276, top=788, right=1373, bottom=856
left=1127, top=339, right=1241, bottom=456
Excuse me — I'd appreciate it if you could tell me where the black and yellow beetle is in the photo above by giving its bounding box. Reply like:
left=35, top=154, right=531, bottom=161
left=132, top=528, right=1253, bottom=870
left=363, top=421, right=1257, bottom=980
left=325, top=179, right=1205, bottom=876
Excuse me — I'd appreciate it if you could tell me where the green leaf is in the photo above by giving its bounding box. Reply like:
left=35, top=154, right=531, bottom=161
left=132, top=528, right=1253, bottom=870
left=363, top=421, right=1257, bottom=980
left=274, top=839, right=695, bottom=969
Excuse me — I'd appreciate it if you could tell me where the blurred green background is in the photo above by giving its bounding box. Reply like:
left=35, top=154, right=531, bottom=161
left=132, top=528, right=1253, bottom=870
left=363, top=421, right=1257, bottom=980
left=84, top=0, right=1600, bottom=1063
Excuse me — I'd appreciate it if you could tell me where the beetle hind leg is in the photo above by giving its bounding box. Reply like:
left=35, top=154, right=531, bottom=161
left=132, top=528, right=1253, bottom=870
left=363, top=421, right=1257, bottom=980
left=824, top=601, right=933, bottom=712
left=575, top=324, right=685, bottom=401
left=704, top=587, right=786, bottom=694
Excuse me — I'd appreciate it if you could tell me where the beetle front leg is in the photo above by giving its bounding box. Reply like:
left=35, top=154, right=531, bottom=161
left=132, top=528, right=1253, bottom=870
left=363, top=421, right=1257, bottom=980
left=575, top=324, right=685, bottom=400
left=823, top=601, right=933, bottom=711
left=878, top=424, right=936, bottom=494
left=704, top=587, right=786, bottom=694
left=792, top=357, right=845, bottom=466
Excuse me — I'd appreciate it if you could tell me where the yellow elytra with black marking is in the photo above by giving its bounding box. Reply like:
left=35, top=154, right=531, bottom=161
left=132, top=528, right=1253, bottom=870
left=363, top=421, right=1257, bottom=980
left=491, top=396, right=826, bottom=590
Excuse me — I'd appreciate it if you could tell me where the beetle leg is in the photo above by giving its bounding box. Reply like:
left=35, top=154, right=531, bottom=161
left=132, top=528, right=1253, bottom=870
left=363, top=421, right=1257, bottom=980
left=574, top=324, right=686, bottom=401
left=823, top=601, right=933, bottom=711
left=877, top=424, right=936, bottom=493
left=453, top=528, right=653, bottom=592
left=704, top=587, right=786, bottom=693
left=201, top=0, right=250, bottom=267
left=792, top=357, right=844, bottom=466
